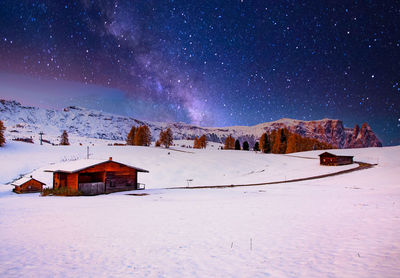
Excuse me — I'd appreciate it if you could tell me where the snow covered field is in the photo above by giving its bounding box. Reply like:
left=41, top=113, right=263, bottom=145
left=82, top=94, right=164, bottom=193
left=0, top=142, right=399, bottom=277
left=0, top=140, right=358, bottom=190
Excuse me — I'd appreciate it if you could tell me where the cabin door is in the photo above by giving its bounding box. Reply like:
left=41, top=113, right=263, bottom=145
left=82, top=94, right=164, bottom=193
left=105, top=176, right=113, bottom=189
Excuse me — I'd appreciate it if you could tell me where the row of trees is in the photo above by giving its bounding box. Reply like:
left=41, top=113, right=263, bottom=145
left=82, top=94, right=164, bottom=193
left=224, top=135, right=235, bottom=149
left=193, top=135, right=207, bottom=149
left=223, top=135, right=250, bottom=150
left=52, top=125, right=174, bottom=148
left=1, top=119, right=330, bottom=154
left=258, top=128, right=332, bottom=154
left=223, top=128, right=332, bottom=154
left=126, top=125, right=173, bottom=148
left=126, top=125, right=151, bottom=146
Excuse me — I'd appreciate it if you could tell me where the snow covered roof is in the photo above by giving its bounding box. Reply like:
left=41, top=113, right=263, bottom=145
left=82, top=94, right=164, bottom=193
left=319, top=152, right=353, bottom=158
left=45, top=159, right=149, bottom=173
left=11, top=176, right=46, bottom=186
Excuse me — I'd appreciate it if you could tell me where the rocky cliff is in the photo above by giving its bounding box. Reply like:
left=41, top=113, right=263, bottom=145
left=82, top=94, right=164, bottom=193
left=0, top=99, right=382, bottom=148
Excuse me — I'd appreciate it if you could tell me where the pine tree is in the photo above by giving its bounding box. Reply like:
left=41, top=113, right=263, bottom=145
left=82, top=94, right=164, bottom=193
left=194, top=135, right=207, bottom=149
left=126, top=126, right=136, bottom=145
left=159, top=128, right=173, bottom=148
left=193, top=137, right=199, bottom=149
left=270, top=130, right=279, bottom=153
left=134, top=127, right=144, bottom=146
left=199, top=135, right=207, bottom=149
left=242, top=141, right=249, bottom=151
left=259, top=133, right=271, bottom=153
left=286, top=133, right=299, bottom=153
left=143, top=125, right=151, bottom=146
left=279, top=128, right=289, bottom=154
left=235, top=139, right=241, bottom=150
left=0, top=120, right=5, bottom=147
left=134, top=125, right=151, bottom=146
left=60, top=130, right=70, bottom=146
left=224, top=135, right=235, bottom=150
left=273, top=129, right=333, bottom=154
left=253, top=142, right=259, bottom=151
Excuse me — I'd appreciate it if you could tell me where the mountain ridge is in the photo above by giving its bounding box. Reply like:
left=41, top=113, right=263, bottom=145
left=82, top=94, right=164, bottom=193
left=0, top=99, right=382, bottom=148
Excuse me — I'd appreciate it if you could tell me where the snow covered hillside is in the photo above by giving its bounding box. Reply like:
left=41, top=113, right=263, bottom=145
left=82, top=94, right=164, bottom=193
left=0, top=142, right=399, bottom=277
left=0, top=140, right=359, bottom=189
left=0, top=99, right=382, bottom=148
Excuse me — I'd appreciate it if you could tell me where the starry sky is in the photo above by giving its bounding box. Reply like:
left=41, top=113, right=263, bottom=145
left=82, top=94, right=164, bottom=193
left=0, top=1, right=399, bottom=145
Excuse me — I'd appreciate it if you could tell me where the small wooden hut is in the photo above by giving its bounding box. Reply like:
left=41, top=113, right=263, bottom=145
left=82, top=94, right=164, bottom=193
left=12, top=176, right=45, bottom=193
left=319, top=152, right=354, bottom=166
left=47, top=157, right=149, bottom=195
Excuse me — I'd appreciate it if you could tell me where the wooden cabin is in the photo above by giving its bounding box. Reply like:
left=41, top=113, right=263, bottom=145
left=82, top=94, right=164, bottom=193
left=12, top=176, right=45, bottom=193
left=319, top=152, right=354, bottom=166
left=47, top=157, right=149, bottom=195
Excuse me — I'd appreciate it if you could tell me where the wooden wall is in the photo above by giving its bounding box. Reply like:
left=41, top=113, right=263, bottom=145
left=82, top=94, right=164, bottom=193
left=53, top=161, right=140, bottom=195
left=78, top=182, right=105, bottom=195
left=53, top=172, right=78, bottom=191
left=14, top=180, right=43, bottom=193
left=336, top=156, right=353, bottom=165
left=320, top=157, right=337, bottom=166
left=105, top=171, right=137, bottom=193
left=320, top=156, right=353, bottom=166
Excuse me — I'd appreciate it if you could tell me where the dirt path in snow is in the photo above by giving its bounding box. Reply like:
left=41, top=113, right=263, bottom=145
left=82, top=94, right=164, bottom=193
left=167, top=161, right=376, bottom=190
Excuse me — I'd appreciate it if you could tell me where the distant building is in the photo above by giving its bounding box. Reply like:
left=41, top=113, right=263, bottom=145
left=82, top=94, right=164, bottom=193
left=46, top=157, right=149, bottom=195
left=319, top=152, right=354, bottom=166
left=12, top=176, right=45, bottom=193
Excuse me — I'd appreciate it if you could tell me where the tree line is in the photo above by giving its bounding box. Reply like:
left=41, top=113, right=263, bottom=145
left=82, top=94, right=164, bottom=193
left=126, top=125, right=151, bottom=146
left=223, top=135, right=250, bottom=150
left=223, top=128, right=332, bottom=153
left=0, top=119, right=331, bottom=154
left=58, top=125, right=174, bottom=148
left=193, top=135, right=207, bottom=149
left=127, top=125, right=173, bottom=148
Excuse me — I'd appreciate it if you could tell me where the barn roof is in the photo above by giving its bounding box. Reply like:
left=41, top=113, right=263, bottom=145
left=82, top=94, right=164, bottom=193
left=11, top=177, right=46, bottom=186
left=45, top=159, right=149, bottom=174
left=319, top=152, right=336, bottom=157
left=319, top=152, right=353, bottom=158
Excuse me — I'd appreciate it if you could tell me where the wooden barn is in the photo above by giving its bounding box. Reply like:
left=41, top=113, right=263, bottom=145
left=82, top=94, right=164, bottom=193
left=319, top=152, right=354, bottom=166
left=47, top=157, right=149, bottom=195
left=12, top=176, right=45, bottom=193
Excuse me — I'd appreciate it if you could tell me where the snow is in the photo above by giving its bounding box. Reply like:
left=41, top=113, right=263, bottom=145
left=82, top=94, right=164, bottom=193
left=44, top=158, right=149, bottom=173
left=11, top=176, right=36, bottom=186
left=1, top=99, right=377, bottom=149
left=0, top=141, right=358, bottom=190
left=0, top=141, right=399, bottom=277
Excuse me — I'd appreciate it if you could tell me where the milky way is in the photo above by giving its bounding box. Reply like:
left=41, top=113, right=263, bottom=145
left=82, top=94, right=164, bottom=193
left=0, top=1, right=399, bottom=144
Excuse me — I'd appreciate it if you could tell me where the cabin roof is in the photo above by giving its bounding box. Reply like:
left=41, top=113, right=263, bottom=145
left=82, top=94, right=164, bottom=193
left=45, top=159, right=149, bottom=174
left=319, top=152, right=353, bottom=158
left=11, top=177, right=46, bottom=186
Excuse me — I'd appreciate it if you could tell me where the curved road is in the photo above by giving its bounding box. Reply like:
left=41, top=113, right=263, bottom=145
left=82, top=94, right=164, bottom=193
left=167, top=161, right=376, bottom=190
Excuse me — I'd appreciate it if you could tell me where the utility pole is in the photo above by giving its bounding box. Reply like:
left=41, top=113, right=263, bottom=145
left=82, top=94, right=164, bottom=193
left=87, top=146, right=89, bottom=159
left=39, top=132, right=44, bottom=145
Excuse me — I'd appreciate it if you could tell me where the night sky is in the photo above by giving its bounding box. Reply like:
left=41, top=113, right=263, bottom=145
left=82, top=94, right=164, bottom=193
left=0, top=1, right=399, bottom=145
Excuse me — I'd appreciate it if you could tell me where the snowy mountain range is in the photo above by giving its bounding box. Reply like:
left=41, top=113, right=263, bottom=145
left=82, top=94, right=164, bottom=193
left=0, top=99, right=382, bottom=148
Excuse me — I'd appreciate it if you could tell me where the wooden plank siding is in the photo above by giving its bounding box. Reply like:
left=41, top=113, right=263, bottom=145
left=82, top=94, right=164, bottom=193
left=53, top=161, right=144, bottom=195
left=78, top=182, right=106, bottom=195
left=319, top=152, right=353, bottom=166
left=13, top=179, right=43, bottom=193
left=54, top=172, right=78, bottom=191
left=105, top=171, right=137, bottom=193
